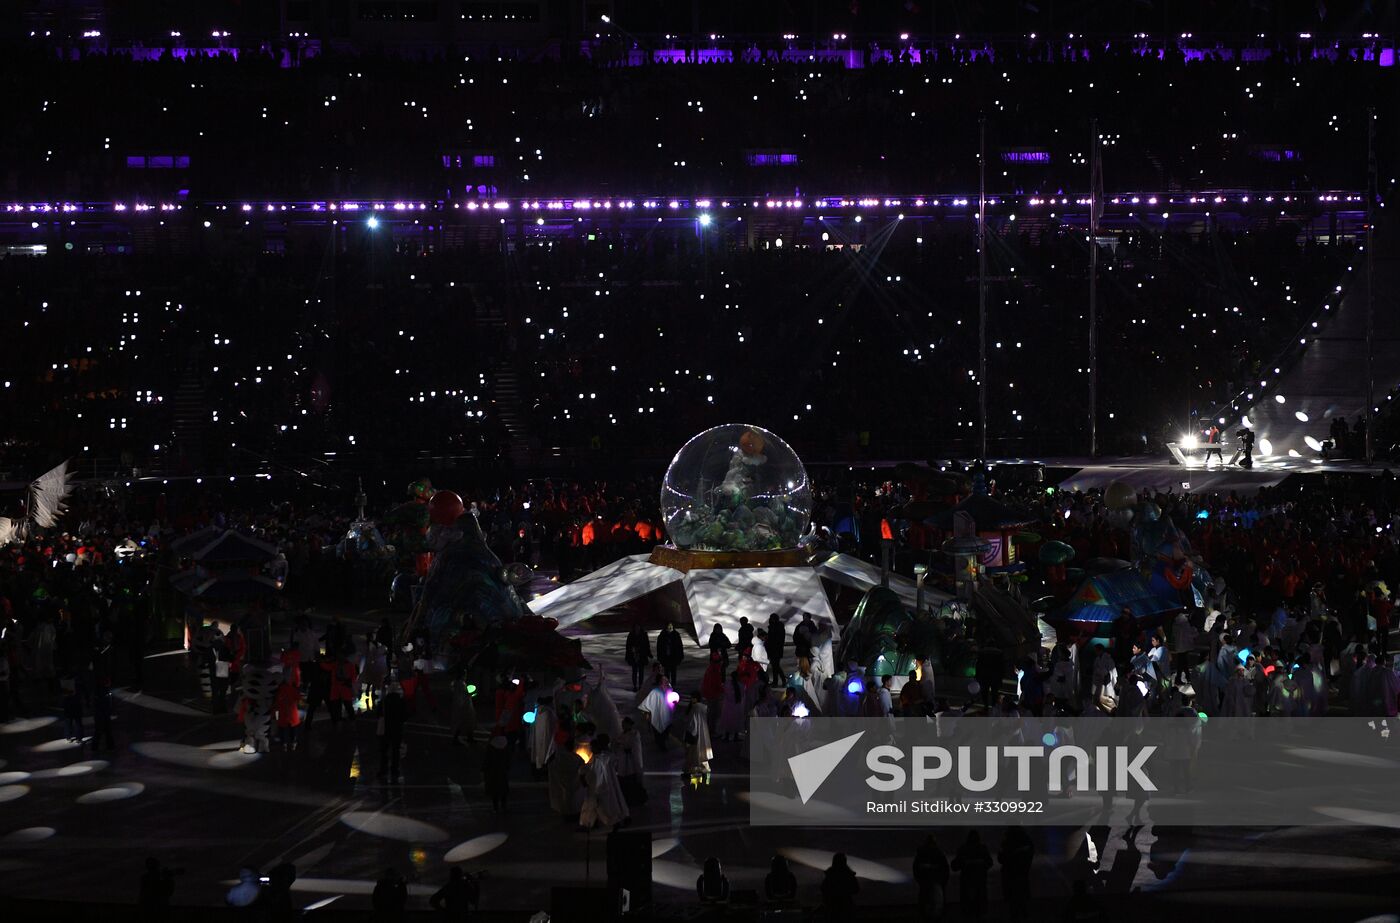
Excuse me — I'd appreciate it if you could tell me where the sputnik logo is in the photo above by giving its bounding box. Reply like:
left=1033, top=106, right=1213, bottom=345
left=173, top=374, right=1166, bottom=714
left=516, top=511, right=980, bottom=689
left=788, top=731, right=865, bottom=804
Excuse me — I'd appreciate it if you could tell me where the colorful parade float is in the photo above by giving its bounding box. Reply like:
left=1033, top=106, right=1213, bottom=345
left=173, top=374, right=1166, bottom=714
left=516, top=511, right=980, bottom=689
left=1042, top=479, right=1210, bottom=643
left=399, top=483, right=589, bottom=689
left=529, top=425, right=944, bottom=653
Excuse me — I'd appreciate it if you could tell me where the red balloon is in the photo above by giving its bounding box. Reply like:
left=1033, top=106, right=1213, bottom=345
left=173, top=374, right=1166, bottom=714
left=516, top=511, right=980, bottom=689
left=428, top=490, right=466, bottom=526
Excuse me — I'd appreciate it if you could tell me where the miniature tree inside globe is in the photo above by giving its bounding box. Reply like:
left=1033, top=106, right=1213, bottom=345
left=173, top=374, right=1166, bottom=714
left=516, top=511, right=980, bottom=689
left=661, top=424, right=812, bottom=552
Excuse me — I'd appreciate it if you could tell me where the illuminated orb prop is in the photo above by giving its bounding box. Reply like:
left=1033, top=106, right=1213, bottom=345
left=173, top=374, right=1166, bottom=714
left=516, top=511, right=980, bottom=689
left=661, top=424, right=811, bottom=552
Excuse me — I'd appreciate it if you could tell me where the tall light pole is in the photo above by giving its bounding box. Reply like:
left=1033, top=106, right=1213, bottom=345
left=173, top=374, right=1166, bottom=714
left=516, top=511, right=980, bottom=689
left=1365, top=107, right=1376, bottom=464
left=1088, top=120, right=1102, bottom=457
left=978, top=116, right=988, bottom=460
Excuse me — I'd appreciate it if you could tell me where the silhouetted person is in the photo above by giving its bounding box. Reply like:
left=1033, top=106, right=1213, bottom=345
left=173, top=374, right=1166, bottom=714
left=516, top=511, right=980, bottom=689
left=657, top=622, right=684, bottom=683
left=1061, top=879, right=1106, bottom=922
left=793, top=612, right=817, bottom=661
left=998, top=827, right=1035, bottom=919
left=913, top=835, right=950, bottom=921
left=91, top=684, right=115, bottom=751
left=1235, top=428, right=1255, bottom=469
left=767, top=613, right=786, bottom=682
left=378, top=680, right=406, bottom=782
left=1099, top=827, right=1142, bottom=894
left=431, top=867, right=480, bottom=915
left=952, top=831, right=992, bottom=920
left=320, top=613, right=348, bottom=659
left=625, top=623, right=651, bottom=691
left=708, top=624, right=732, bottom=668
left=483, top=734, right=511, bottom=813
left=736, top=616, right=754, bottom=652
left=373, top=868, right=408, bottom=921
left=258, top=862, right=297, bottom=922
left=821, top=852, right=860, bottom=913
left=138, top=857, right=178, bottom=922
left=303, top=651, right=331, bottom=738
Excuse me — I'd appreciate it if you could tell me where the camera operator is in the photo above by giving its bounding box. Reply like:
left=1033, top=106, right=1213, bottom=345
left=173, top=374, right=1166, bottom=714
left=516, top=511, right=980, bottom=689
left=138, top=857, right=181, bottom=921
left=1234, top=428, right=1255, bottom=469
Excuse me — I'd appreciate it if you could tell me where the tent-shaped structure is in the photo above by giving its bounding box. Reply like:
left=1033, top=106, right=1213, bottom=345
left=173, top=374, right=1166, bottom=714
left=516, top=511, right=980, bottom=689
left=171, top=529, right=282, bottom=604
left=1046, top=568, right=1184, bottom=642
left=173, top=528, right=279, bottom=564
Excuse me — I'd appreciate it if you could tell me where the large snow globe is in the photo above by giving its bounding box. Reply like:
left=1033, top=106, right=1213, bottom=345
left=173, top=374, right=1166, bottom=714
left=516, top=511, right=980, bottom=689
left=661, top=424, right=812, bottom=552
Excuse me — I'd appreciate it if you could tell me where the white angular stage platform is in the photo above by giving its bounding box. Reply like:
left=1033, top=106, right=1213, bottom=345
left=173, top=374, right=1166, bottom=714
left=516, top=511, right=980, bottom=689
left=529, top=548, right=951, bottom=648
left=1042, top=454, right=1391, bottom=495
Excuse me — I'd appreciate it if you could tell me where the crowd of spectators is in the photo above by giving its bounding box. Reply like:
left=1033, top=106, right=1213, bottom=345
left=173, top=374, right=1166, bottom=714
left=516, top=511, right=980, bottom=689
left=0, top=216, right=1353, bottom=475
left=0, top=34, right=1378, bottom=474
left=0, top=39, right=1387, bottom=202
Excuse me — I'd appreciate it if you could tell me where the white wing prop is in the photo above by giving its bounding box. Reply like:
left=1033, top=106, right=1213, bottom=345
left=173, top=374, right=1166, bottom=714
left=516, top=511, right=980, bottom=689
left=28, top=460, right=72, bottom=529
left=0, top=461, right=72, bottom=547
left=0, top=517, right=25, bottom=546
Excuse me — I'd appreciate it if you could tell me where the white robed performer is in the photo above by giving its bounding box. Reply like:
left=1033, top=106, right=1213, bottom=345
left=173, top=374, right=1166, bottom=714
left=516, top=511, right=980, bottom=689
left=745, top=684, right=779, bottom=764
left=683, top=697, right=714, bottom=774
left=1090, top=646, right=1117, bottom=708
left=32, top=616, right=57, bottom=684
left=0, top=461, right=73, bottom=546
left=548, top=744, right=585, bottom=818
left=1220, top=666, right=1252, bottom=717
left=830, top=665, right=867, bottom=718
left=579, top=735, right=629, bottom=829
left=530, top=698, right=558, bottom=770
left=751, top=634, right=770, bottom=672
left=812, top=624, right=835, bottom=678
left=1269, top=669, right=1304, bottom=717
left=1047, top=653, right=1077, bottom=704
left=584, top=668, right=622, bottom=740
left=615, top=717, right=648, bottom=805
left=616, top=718, right=645, bottom=777
left=638, top=677, right=676, bottom=747
left=798, top=660, right=827, bottom=716
left=1295, top=655, right=1328, bottom=716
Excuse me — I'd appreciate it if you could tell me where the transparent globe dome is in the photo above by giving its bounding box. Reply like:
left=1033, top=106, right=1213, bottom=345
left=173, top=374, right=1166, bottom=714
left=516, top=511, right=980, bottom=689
left=661, top=424, right=812, bottom=552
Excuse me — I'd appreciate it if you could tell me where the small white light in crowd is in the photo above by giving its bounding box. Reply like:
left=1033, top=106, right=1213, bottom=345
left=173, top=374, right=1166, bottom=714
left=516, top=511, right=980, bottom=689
left=366, top=216, right=380, bottom=229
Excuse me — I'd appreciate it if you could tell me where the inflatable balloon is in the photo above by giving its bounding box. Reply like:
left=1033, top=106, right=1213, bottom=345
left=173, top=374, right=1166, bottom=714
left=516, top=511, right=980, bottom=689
left=428, top=490, right=466, bottom=526
left=1103, top=480, right=1137, bottom=511
left=408, top=478, right=435, bottom=501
